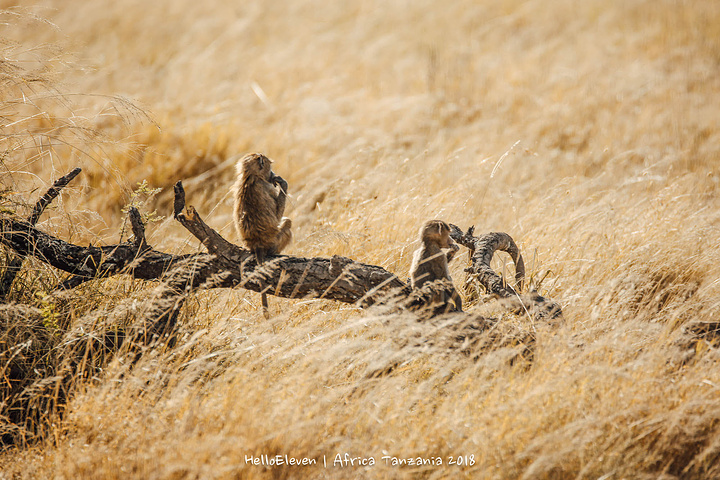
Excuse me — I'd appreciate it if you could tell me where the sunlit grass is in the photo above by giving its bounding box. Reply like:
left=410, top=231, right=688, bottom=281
left=2, top=0, right=720, bottom=478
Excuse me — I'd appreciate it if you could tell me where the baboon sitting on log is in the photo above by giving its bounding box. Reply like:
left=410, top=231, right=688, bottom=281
left=233, top=153, right=292, bottom=316
left=409, top=220, right=463, bottom=313
left=233, top=153, right=292, bottom=261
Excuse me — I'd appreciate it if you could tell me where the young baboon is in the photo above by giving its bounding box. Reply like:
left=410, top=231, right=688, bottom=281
left=409, top=220, right=462, bottom=313
left=233, top=153, right=292, bottom=316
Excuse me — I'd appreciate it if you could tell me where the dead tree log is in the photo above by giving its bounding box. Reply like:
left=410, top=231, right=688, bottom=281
left=171, top=180, right=407, bottom=305
left=0, top=177, right=406, bottom=306
left=0, top=214, right=194, bottom=288
left=0, top=170, right=557, bottom=317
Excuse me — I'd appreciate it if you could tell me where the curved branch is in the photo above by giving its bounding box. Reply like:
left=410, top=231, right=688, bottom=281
left=449, top=224, right=525, bottom=297
left=449, top=224, right=562, bottom=321
left=28, top=167, right=82, bottom=225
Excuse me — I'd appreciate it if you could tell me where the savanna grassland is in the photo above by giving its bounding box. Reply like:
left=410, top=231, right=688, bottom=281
left=1, top=0, right=720, bottom=478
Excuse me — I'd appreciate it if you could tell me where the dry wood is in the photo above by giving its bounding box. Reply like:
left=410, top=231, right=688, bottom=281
left=449, top=224, right=525, bottom=298
left=0, top=170, right=559, bottom=319
left=0, top=176, right=406, bottom=307
left=449, top=224, right=562, bottom=320
left=172, top=180, right=409, bottom=306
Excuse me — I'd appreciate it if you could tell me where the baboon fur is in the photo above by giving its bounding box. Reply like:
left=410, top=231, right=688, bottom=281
left=410, top=220, right=462, bottom=312
left=233, top=153, right=292, bottom=263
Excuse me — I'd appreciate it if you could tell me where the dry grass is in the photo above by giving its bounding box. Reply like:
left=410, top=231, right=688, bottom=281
left=2, top=0, right=720, bottom=478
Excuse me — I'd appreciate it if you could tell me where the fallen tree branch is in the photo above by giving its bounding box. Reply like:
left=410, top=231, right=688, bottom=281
left=172, top=180, right=407, bottom=304
left=449, top=224, right=525, bottom=298
left=0, top=214, right=192, bottom=284
left=0, top=175, right=407, bottom=306
left=0, top=171, right=557, bottom=317
left=449, top=224, right=562, bottom=321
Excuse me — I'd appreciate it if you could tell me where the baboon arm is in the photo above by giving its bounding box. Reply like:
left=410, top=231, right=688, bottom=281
left=273, top=175, right=288, bottom=218
left=276, top=191, right=286, bottom=218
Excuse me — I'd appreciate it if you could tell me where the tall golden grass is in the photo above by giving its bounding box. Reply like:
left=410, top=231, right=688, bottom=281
left=1, top=0, right=720, bottom=478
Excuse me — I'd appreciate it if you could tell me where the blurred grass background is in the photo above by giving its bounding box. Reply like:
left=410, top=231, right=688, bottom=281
left=1, top=0, right=720, bottom=478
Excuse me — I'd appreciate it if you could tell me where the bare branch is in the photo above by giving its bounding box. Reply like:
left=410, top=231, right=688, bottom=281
left=449, top=224, right=562, bottom=321
left=28, top=167, right=82, bottom=226
left=0, top=216, right=191, bottom=285
left=173, top=181, right=243, bottom=261
left=449, top=224, right=525, bottom=297
left=1, top=196, right=406, bottom=307
left=128, top=206, right=149, bottom=252
left=169, top=181, right=406, bottom=305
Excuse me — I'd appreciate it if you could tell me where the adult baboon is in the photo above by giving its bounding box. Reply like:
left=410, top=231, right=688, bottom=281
left=233, top=153, right=292, bottom=316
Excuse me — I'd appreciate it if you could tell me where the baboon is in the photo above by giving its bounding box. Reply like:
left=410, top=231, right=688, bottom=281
left=233, top=153, right=292, bottom=316
left=409, top=220, right=462, bottom=313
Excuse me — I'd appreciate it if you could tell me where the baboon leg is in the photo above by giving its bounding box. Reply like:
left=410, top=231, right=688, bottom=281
left=274, top=217, right=293, bottom=254
left=451, top=290, right=463, bottom=312
left=252, top=218, right=291, bottom=320
left=253, top=248, right=266, bottom=266
left=258, top=219, right=291, bottom=320
left=261, top=293, right=270, bottom=319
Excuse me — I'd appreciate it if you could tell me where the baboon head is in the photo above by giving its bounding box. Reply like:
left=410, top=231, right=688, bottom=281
left=420, top=220, right=453, bottom=248
left=239, top=152, right=273, bottom=181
